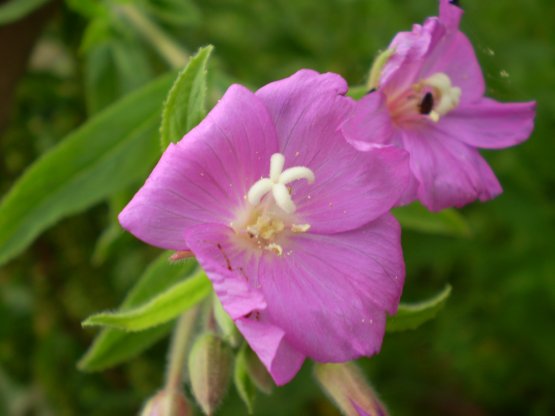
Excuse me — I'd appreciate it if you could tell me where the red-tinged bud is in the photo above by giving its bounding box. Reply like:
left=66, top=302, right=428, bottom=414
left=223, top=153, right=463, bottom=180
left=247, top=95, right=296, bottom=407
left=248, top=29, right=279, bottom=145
left=314, top=362, right=388, bottom=416
left=140, top=389, right=191, bottom=416
left=188, top=333, right=232, bottom=415
left=169, top=250, right=194, bottom=261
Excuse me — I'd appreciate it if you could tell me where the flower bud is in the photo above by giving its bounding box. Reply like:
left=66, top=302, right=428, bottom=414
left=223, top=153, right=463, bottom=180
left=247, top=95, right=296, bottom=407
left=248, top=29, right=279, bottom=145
left=188, top=333, right=232, bottom=415
left=314, top=362, right=388, bottom=416
left=140, top=389, right=191, bottom=416
left=242, top=346, right=274, bottom=394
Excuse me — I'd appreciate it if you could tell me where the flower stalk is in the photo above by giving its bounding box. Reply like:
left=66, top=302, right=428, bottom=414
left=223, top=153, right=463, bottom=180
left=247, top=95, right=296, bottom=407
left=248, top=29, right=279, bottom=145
left=115, top=3, right=188, bottom=69
left=165, top=308, right=198, bottom=391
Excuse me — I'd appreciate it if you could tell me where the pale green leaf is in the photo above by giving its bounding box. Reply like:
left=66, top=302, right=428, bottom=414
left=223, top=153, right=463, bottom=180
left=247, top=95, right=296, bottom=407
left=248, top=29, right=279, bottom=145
left=213, top=295, right=240, bottom=347
left=386, top=285, right=452, bottom=332
left=0, top=72, right=175, bottom=266
left=160, top=45, right=213, bottom=150
left=234, top=344, right=256, bottom=414
left=347, top=85, right=370, bottom=100
left=393, top=203, right=471, bottom=237
left=82, top=269, right=212, bottom=331
left=0, top=0, right=49, bottom=25
left=78, top=255, right=197, bottom=371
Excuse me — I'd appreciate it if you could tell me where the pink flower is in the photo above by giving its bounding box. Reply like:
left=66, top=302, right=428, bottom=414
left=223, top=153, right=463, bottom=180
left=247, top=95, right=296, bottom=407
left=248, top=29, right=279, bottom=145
left=119, top=70, right=410, bottom=385
left=342, top=0, right=536, bottom=211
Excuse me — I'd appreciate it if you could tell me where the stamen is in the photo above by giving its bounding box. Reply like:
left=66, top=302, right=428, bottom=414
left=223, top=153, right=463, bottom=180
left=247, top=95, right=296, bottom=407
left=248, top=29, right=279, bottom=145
left=265, top=243, right=283, bottom=256
left=291, top=224, right=310, bottom=233
left=422, top=72, right=461, bottom=121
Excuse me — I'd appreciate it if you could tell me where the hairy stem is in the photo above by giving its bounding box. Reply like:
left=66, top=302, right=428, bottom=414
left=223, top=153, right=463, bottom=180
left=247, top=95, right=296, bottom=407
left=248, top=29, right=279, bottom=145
left=165, top=308, right=198, bottom=390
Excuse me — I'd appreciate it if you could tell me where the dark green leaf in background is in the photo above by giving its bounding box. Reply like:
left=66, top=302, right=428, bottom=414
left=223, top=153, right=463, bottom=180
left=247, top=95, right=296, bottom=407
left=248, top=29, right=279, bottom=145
left=0, top=72, right=175, bottom=267
left=386, top=285, right=452, bottom=332
left=78, top=255, right=197, bottom=371
left=160, top=45, right=213, bottom=150
left=393, top=203, right=471, bottom=237
left=0, top=0, right=50, bottom=25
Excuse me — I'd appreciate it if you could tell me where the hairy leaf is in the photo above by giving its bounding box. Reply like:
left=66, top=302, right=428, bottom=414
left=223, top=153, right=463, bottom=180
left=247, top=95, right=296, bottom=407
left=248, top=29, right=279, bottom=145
left=160, top=45, right=213, bottom=150
left=82, top=269, right=211, bottom=331
left=78, top=255, right=197, bottom=371
left=386, top=285, right=452, bottom=332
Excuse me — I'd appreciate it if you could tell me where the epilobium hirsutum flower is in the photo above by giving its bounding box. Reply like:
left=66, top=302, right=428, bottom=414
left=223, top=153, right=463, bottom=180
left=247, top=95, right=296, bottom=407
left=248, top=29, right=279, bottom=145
left=119, top=70, right=410, bottom=385
left=342, top=0, right=536, bottom=211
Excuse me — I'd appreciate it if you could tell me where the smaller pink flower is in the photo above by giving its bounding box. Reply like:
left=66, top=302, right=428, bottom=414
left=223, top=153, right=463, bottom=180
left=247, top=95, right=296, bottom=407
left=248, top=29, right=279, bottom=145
left=119, top=70, right=410, bottom=385
left=342, top=0, right=536, bottom=211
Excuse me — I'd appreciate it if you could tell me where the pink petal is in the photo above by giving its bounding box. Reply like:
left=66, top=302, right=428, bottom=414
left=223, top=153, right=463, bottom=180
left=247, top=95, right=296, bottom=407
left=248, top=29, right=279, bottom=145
left=185, top=223, right=305, bottom=385
left=382, top=12, right=484, bottom=103
left=402, top=127, right=502, bottom=211
left=257, top=70, right=410, bottom=232
left=381, top=19, right=441, bottom=94
left=258, top=215, right=404, bottom=362
left=119, top=84, right=278, bottom=250
left=418, top=30, right=485, bottom=103
left=184, top=223, right=266, bottom=319
left=340, top=92, right=395, bottom=150
left=439, top=0, right=463, bottom=29
left=439, top=98, right=536, bottom=149
left=235, top=317, right=305, bottom=386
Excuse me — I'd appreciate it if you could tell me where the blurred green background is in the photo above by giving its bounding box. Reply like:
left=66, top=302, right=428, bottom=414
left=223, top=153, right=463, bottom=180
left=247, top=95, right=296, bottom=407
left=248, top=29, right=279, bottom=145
left=0, top=0, right=554, bottom=415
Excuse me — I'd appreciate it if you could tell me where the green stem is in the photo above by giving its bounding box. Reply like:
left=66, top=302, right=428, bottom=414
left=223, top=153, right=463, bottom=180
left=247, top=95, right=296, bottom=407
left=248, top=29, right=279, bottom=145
left=116, top=4, right=188, bottom=69
left=165, top=308, right=198, bottom=390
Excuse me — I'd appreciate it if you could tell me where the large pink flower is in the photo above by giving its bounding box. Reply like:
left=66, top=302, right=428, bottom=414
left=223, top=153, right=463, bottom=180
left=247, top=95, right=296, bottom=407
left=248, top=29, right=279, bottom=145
left=342, top=0, right=536, bottom=211
left=119, top=70, right=410, bottom=385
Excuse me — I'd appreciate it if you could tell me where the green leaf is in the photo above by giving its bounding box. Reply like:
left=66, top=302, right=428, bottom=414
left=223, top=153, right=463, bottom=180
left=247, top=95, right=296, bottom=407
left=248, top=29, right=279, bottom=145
left=143, top=0, right=201, bottom=27
left=234, top=344, right=257, bottom=414
left=213, top=295, right=240, bottom=347
left=82, top=269, right=212, bottom=331
left=347, top=85, right=369, bottom=100
left=393, top=203, right=471, bottom=237
left=386, top=285, right=452, bottom=332
left=160, top=45, right=213, bottom=150
left=84, top=36, right=153, bottom=114
left=78, top=255, right=197, bottom=371
left=0, top=0, right=49, bottom=25
left=0, top=72, right=176, bottom=267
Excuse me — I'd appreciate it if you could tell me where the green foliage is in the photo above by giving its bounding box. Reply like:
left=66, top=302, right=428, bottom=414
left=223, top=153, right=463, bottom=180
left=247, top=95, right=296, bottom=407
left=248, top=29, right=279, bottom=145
left=78, top=255, right=197, bottom=371
left=393, top=203, right=471, bottom=237
left=1, top=0, right=554, bottom=415
left=82, top=268, right=212, bottom=331
left=0, top=0, right=49, bottom=25
left=0, top=73, right=175, bottom=267
left=141, top=0, right=201, bottom=27
left=234, top=344, right=257, bottom=414
left=160, top=45, right=213, bottom=149
left=386, top=285, right=452, bottom=332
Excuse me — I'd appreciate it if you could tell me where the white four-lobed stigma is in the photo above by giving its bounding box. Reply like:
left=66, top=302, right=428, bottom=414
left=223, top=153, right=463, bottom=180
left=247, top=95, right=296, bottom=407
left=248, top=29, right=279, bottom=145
left=247, top=153, right=315, bottom=214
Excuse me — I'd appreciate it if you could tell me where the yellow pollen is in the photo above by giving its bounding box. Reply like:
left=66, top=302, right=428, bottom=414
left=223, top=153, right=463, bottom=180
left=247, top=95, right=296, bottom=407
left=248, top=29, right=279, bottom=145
left=291, top=223, right=310, bottom=233
left=265, top=243, right=283, bottom=256
left=246, top=215, right=284, bottom=241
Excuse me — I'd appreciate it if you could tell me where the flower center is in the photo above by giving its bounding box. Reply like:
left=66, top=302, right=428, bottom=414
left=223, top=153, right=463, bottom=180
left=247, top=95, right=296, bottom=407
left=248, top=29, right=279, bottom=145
left=388, top=72, right=461, bottom=124
left=232, top=153, right=314, bottom=256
